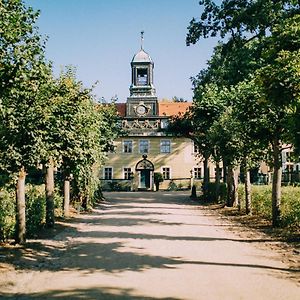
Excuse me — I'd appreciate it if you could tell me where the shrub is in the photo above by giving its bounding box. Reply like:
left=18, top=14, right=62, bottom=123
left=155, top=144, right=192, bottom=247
left=26, top=185, right=46, bottom=237
left=0, top=189, right=15, bottom=242
left=281, top=186, right=300, bottom=229
left=239, top=185, right=300, bottom=228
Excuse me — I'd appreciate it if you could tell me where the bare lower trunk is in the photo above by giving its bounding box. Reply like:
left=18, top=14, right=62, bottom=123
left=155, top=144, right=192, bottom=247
left=245, top=169, right=252, bottom=215
left=272, top=139, right=282, bottom=227
left=226, top=166, right=238, bottom=207
left=215, top=162, right=221, bottom=202
left=226, top=166, right=233, bottom=207
left=45, top=159, right=55, bottom=227
left=64, top=177, right=70, bottom=218
left=202, top=154, right=210, bottom=199
left=233, top=167, right=239, bottom=210
left=15, top=167, right=26, bottom=244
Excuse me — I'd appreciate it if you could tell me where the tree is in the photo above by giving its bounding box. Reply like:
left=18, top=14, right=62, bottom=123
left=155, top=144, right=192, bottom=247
left=187, top=0, right=300, bottom=225
left=0, top=0, right=50, bottom=243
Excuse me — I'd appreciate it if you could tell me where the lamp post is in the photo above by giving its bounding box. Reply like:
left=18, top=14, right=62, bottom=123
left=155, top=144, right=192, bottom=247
left=190, top=169, right=196, bottom=198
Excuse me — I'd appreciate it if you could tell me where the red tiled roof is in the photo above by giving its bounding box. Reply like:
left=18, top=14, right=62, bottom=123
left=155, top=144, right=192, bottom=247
left=158, top=102, right=191, bottom=116
left=116, top=103, right=126, bottom=117
left=115, top=102, right=191, bottom=117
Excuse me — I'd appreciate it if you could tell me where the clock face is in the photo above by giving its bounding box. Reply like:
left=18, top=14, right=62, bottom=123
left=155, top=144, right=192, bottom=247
left=136, top=105, right=147, bottom=116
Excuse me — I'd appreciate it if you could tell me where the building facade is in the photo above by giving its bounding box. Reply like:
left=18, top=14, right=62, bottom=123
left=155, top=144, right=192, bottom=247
left=100, top=44, right=212, bottom=190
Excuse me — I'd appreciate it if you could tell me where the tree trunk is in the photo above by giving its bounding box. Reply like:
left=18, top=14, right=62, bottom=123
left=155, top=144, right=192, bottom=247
left=226, top=166, right=238, bottom=207
left=226, top=166, right=233, bottom=207
left=202, top=153, right=210, bottom=199
left=45, top=158, right=55, bottom=227
left=245, top=169, right=252, bottom=215
left=223, top=159, right=227, bottom=183
left=215, top=161, right=221, bottom=202
left=15, top=167, right=26, bottom=244
left=272, top=138, right=282, bottom=227
left=64, top=177, right=70, bottom=218
left=233, top=167, right=239, bottom=210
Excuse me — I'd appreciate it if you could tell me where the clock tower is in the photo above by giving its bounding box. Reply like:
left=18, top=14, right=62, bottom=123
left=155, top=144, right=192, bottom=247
left=126, top=32, right=158, bottom=117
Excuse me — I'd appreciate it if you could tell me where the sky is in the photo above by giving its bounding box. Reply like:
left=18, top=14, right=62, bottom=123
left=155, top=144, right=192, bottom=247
left=24, top=0, right=219, bottom=102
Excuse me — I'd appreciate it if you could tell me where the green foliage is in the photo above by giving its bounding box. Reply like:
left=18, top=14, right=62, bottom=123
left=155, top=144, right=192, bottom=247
left=53, top=189, right=64, bottom=217
left=0, top=189, right=15, bottom=242
left=238, top=184, right=300, bottom=228
left=25, top=185, right=46, bottom=237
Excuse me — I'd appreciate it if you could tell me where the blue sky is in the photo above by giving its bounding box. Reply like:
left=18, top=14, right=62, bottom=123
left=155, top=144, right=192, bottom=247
left=24, top=0, right=219, bottom=102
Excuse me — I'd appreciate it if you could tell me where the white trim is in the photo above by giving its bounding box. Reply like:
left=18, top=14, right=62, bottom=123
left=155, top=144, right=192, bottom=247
left=193, top=166, right=202, bottom=179
left=123, top=139, right=133, bottom=153
left=160, top=139, right=171, bottom=153
left=138, top=139, right=150, bottom=154
left=103, top=166, right=113, bottom=180
left=123, top=166, right=133, bottom=179
left=161, top=166, right=172, bottom=179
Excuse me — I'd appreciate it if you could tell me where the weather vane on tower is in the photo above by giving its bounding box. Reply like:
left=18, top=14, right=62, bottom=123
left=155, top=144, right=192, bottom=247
left=141, top=30, right=144, bottom=50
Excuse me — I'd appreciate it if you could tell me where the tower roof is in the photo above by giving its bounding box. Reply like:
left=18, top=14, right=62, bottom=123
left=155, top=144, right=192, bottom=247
left=132, top=49, right=153, bottom=63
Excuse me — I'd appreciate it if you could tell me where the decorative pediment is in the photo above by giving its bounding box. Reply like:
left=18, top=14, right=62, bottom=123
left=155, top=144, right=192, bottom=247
left=135, top=155, right=154, bottom=171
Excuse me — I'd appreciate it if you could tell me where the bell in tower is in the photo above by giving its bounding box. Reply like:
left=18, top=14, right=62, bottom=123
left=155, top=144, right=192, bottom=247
left=126, top=32, right=158, bottom=117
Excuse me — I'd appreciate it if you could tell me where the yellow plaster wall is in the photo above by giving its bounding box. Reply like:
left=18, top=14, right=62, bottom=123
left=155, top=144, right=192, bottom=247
left=101, top=136, right=203, bottom=179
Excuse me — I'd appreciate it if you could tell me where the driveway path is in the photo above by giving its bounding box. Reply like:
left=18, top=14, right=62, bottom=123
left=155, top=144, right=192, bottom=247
left=0, top=191, right=299, bottom=299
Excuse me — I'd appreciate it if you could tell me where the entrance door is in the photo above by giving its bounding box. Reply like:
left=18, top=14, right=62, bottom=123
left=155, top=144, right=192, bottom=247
left=140, top=170, right=151, bottom=189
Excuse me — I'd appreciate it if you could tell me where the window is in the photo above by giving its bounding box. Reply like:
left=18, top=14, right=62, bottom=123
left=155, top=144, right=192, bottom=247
left=160, top=119, right=169, bottom=129
left=214, top=167, right=223, bottom=179
left=137, top=68, right=148, bottom=86
left=162, top=167, right=171, bottom=179
left=123, top=167, right=132, bottom=180
left=193, top=142, right=200, bottom=154
left=194, top=167, right=202, bottom=179
left=104, top=167, right=113, bottom=180
left=160, top=140, right=171, bottom=153
left=123, top=140, right=133, bottom=153
left=139, top=140, right=149, bottom=154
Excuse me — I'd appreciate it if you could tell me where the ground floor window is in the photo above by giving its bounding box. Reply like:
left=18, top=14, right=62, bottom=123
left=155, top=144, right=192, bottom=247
left=104, top=167, right=113, bottom=179
left=162, top=167, right=171, bottom=179
left=194, top=167, right=202, bottom=179
left=124, top=167, right=132, bottom=179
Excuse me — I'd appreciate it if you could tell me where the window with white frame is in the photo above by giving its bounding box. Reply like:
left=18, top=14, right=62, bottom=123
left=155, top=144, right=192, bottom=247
left=162, top=167, right=171, bottom=179
left=193, top=142, right=200, bottom=154
left=123, top=140, right=133, bottom=153
left=104, top=167, right=113, bottom=180
left=160, top=139, right=171, bottom=153
left=123, top=167, right=132, bottom=180
left=139, top=140, right=149, bottom=154
left=194, top=167, right=202, bottom=179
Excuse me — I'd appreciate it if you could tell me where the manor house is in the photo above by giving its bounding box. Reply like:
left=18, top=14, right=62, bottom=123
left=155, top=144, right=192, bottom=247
left=100, top=41, right=214, bottom=190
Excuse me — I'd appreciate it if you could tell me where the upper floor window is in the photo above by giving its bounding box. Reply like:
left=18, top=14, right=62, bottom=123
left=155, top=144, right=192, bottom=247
left=104, top=167, right=113, bottom=180
left=193, top=142, right=200, bottom=154
left=123, top=167, right=132, bottom=180
left=160, top=139, right=171, bottom=153
left=123, top=140, right=133, bottom=153
left=139, top=140, right=149, bottom=154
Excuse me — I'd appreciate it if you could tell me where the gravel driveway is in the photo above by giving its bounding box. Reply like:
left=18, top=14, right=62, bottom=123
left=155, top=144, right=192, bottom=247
left=0, top=191, right=299, bottom=299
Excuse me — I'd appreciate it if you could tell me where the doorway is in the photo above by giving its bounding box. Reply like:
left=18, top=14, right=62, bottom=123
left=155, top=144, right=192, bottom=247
left=140, top=169, right=151, bottom=189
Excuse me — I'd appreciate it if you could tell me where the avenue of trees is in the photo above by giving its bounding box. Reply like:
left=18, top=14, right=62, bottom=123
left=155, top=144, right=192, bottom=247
left=0, top=0, right=119, bottom=243
left=169, top=0, right=300, bottom=226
